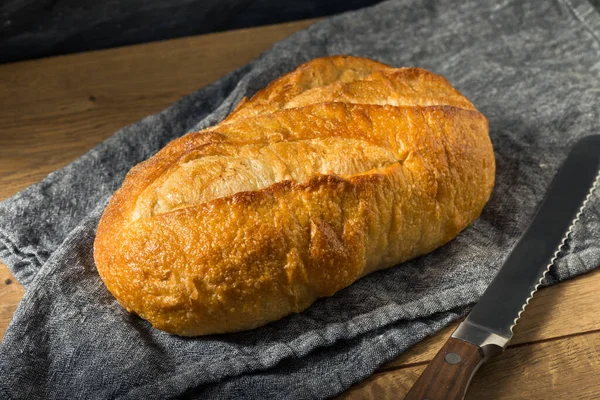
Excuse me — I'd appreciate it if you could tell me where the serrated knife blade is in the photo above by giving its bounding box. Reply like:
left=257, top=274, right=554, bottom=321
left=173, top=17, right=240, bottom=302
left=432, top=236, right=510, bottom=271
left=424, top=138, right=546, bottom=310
left=405, top=135, right=600, bottom=400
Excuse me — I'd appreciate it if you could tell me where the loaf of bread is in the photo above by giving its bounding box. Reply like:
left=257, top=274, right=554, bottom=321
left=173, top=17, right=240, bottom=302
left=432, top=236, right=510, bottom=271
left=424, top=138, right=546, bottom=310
left=94, top=56, right=495, bottom=336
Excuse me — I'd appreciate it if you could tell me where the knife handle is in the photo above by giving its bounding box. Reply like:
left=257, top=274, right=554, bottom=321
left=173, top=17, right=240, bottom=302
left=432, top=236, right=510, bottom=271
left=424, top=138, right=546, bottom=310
left=404, top=337, right=486, bottom=400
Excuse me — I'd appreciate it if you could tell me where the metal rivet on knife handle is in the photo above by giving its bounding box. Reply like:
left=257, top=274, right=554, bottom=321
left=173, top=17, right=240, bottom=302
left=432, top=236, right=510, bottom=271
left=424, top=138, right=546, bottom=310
left=444, top=353, right=461, bottom=364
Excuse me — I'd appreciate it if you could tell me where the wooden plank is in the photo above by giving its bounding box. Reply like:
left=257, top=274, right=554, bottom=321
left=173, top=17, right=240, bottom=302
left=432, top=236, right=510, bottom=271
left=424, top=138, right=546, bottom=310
left=338, top=331, right=600, bottom=399
left=381, top=268, right=600, bottom=370
left=0, top=18, right=317, bottom=201
left=0, top=266, right=24, bottom=340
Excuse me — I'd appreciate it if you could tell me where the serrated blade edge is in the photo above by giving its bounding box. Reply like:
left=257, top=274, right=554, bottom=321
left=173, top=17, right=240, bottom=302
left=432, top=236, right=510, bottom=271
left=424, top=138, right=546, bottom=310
left=510, top=168, right=600, bottom=333
left=453, top=135, right=600, bottom=353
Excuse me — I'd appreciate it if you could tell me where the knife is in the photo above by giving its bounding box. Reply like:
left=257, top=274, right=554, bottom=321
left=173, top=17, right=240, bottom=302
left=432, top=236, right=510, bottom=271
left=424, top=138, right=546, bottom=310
left=404, top=135, right=600, bottom=400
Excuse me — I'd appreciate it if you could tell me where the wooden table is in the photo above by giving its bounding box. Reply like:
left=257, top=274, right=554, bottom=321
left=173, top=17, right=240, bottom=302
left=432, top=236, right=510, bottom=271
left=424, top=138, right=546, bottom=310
left=1, top=19, right=599, bottom=400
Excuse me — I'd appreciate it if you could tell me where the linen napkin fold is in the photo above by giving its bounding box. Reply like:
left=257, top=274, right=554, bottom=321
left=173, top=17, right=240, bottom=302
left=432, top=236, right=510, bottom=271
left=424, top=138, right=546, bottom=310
left=1, top=0, right=600, bottom=398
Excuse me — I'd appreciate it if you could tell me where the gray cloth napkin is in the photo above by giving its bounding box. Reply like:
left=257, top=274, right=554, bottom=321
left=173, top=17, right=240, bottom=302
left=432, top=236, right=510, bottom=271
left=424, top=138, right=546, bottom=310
left=1, top=0, right=600, bottom=398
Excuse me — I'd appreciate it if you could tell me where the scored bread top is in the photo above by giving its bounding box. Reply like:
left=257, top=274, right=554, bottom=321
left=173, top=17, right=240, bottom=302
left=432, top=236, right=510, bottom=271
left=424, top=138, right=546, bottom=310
left=94, top=55, right=495, bottom=336
left=130, top=58, right=477, bottom=219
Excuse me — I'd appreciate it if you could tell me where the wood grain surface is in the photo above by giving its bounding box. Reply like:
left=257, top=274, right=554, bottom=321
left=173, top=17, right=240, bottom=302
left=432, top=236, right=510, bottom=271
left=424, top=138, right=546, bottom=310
left=1, top=17, right=599, bottom=399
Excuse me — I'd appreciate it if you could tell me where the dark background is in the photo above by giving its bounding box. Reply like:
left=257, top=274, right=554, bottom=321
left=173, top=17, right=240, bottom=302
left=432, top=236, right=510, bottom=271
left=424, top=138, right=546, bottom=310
left=0, top=0, right=384, bottom=64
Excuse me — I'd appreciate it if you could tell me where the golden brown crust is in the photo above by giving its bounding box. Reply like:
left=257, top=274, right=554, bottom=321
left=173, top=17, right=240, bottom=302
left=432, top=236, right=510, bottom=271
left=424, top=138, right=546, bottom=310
left=94, top=55, right=495, bottom=336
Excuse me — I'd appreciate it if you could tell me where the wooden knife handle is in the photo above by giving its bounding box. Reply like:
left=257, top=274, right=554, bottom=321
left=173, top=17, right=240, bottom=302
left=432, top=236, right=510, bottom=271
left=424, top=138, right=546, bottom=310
left=404, top=337, right=486, bottom=400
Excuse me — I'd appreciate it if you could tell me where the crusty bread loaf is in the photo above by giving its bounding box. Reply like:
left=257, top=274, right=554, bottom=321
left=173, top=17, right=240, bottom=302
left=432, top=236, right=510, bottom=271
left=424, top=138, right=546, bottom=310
left=94, top=55, right=495, bottom=336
